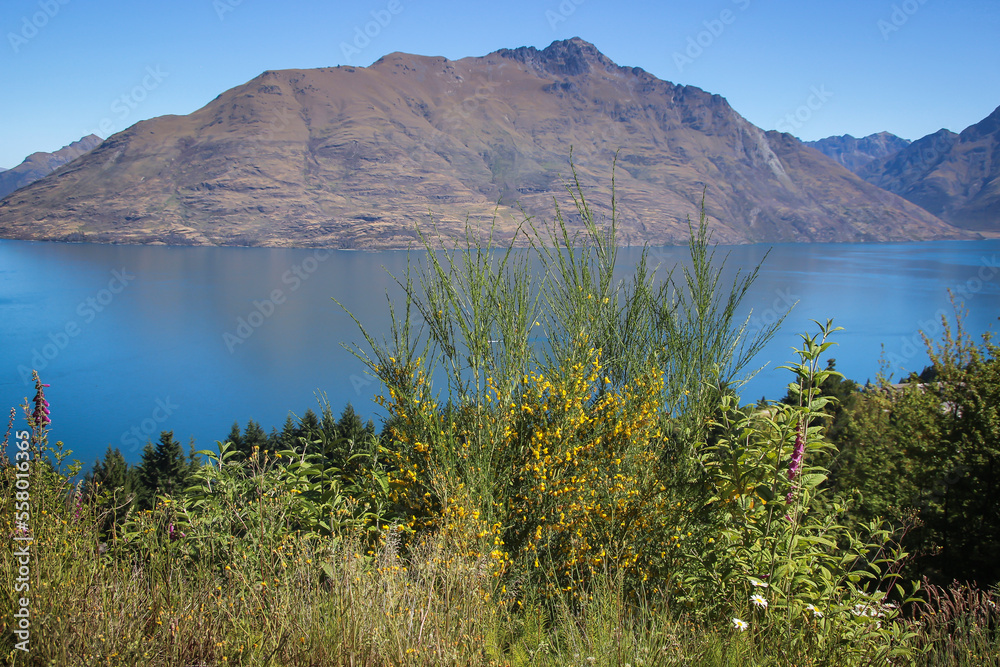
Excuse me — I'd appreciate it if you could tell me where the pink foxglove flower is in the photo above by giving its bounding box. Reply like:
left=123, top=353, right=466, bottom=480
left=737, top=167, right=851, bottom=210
left=786, top=422, right=805, bottom=505
left=788, top=422, right=805, bottom=481
left=32, top=381, right=51, bottom=427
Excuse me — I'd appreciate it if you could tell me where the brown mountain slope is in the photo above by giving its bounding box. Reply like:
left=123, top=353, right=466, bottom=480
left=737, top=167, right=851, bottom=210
left=0, top=39, right=968, bottom=247
left=859, top=106, right=1000, bottom=232
left=0, top=134, right=103, bottom=199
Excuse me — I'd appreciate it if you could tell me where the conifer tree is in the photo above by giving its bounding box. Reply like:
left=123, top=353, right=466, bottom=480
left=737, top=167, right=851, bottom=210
left=225, top=421, right=244, bottom=456
left=270, top=415, right=299, bottom=453
left=85, top=446, right=133, bottom=497
left=135, top=430, right=191, bottom=509
left=242, top=419, right=269, bottom=455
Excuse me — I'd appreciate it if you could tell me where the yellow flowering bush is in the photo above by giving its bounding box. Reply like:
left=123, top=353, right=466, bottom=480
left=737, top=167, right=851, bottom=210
left=502, top=347, right=666, bottom=588
left=378, top=339, right=681, bottom=595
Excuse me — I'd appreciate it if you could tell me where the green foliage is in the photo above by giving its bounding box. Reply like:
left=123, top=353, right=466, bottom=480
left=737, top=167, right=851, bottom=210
left=828, top=301, right=1000, bottom=586
left=115, top=440, right=388, bottom=573
left=134, top=430, right=191, bottom=510
left=781, top=357, right=860, bottom=445
left=83, top=445, right=137, bottom=536
left=7, top=171, right=1000, bottom=664
left=336, top=168, right=923, bottom=663
left=682, top=320, right=920, bottom=662
left=334, top=167, right=787, bottom=615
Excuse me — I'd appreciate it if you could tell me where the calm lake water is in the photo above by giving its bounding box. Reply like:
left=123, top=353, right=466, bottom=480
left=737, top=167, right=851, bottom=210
left=2, top=238, right=998, bottom=468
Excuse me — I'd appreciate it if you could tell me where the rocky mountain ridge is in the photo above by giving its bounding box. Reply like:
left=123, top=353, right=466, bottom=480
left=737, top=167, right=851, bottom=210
left=0, top=39, right=970, bottom=247
left=0, top=134, right=103, bottom=199
left=857, top=107, right=1000, bottom=232
left=806, top=132, right=911, bottom=174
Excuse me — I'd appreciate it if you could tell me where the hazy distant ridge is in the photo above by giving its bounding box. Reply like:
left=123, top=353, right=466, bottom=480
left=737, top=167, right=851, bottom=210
left=857, top=106, right=1000, bottom=232
left=806, top=132, right=911, bottom=174
left=0, top=134, right=103, bottom=199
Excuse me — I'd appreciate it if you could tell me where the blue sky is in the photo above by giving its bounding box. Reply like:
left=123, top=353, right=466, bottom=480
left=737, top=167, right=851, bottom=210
left=1, top=0, right=998, bottom=169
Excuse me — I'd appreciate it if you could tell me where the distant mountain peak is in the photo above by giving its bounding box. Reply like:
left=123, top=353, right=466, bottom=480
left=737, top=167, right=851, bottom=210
left=493, top=37, right=620, bottom=77
left=0, top=42, right=967, bottom=247
left=858, top=106, right=1000, bottom=230
left=960, top=104, right=1000, bottom=140
left=0, top=133, right=103, bottom=199
left=806, top=131, right=911, bottom=174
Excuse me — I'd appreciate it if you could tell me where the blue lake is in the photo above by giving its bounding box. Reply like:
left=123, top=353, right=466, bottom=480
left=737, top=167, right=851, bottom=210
left=2, top=238, right=998, bottom=468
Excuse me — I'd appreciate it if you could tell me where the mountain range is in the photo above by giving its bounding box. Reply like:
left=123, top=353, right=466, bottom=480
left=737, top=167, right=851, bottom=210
left=858, top=107, right=1000, bottom=232
left=805, top=132, right=911, bottom=174
left=0, top=39, right=993, bottom=247
left=806, top=109, right=1000, bottom=234
left=0, top=134, right=102, bottom=200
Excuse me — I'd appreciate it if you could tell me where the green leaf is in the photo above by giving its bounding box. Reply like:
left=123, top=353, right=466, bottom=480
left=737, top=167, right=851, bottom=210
left=799, top=473, right=827, bottom=489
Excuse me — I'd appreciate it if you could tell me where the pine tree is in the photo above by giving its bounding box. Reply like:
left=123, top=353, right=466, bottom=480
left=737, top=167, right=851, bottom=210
left=324, top=403, right=377, bottom=471
left=269, top=415, right=299, bottom=454
left=134, top=431, right=191, bottom=509
left=297, top=409, right=322, bottom=454
left=225, top=421, right=244, bottom=457
left=243, top=419, right=269, bottom=455
left=336, top=403, right=375, bottom=444
left=85, top=446, right=133, bottom=497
